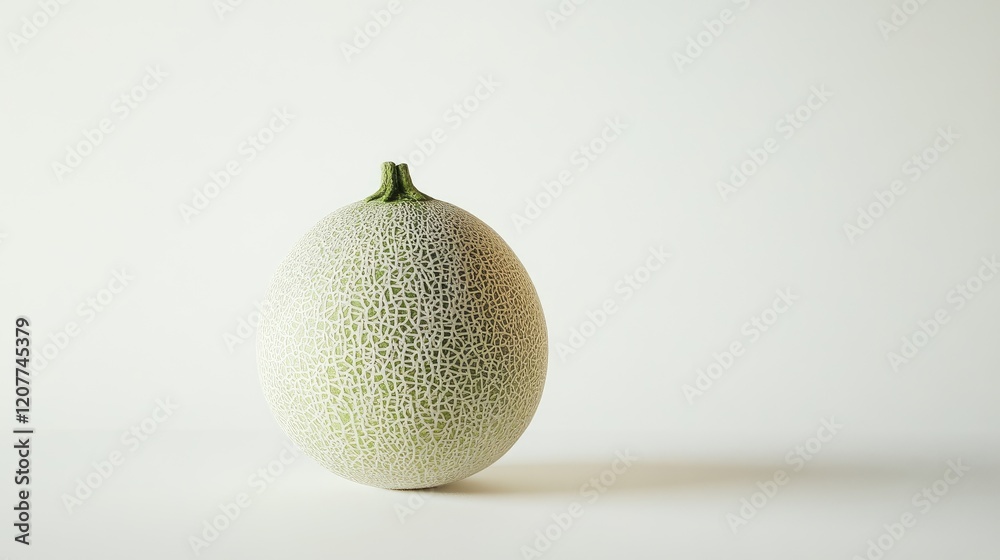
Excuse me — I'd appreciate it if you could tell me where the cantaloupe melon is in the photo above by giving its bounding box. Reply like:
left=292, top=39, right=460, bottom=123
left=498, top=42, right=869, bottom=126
left=257, top=162, right=548, bottom=489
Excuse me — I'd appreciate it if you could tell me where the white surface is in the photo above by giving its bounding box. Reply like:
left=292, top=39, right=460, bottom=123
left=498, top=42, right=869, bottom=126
left=1, top=0, right=999, bottom=558
left=32, top=431, right=1000, bottom=559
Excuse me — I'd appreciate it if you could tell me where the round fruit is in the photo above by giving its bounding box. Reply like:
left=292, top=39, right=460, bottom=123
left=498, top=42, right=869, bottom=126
left=257, top=162, right=548, bottom=489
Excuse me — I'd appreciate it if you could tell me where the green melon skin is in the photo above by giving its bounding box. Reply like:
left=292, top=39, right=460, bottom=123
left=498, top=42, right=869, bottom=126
left=257, top=162, right=548, bottom=489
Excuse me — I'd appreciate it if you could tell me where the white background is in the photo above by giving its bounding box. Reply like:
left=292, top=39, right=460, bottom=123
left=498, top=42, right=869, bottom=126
left=1, top=0, right=999, bottom=558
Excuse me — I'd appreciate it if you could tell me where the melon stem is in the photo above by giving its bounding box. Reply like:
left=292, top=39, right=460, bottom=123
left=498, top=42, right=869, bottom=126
left=366, top=162, right=433, bottom=202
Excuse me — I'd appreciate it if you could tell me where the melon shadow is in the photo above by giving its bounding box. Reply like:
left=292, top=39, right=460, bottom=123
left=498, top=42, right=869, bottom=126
left=434, top=461, right=910, bottom=496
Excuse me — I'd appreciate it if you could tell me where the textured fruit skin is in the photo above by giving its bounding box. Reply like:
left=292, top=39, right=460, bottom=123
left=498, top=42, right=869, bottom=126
left=257, top=197, right=547, bottom=489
